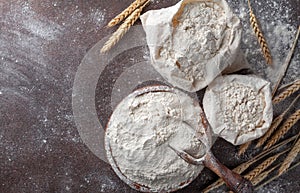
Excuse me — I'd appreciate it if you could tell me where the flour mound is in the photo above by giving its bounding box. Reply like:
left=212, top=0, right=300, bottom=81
left=141, top=0, right=242, bottom=92
left=203, top=75, right=273, bottom=145
left=105, top=86, right=206, bottom=192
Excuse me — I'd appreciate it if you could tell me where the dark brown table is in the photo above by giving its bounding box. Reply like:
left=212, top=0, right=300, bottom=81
left=1, top=0, right=299, bottom=192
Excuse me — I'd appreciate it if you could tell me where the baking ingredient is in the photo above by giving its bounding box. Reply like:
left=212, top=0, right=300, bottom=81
left=278, top=137, right=300, bottom=175
left=141, top=0, right=242, bottom=92
left=107, top=0, right=149, bottom=27
left=264, top=109, right=300, bottom=150
left=101, top=0, right=150, bottom=53
left=273, top=79, right=300, bottom=104
left=247, top=0, right=272, bottom=65
left=203, top=75, right=273, bottom=145
left=105, top=86, right=206, bottom=192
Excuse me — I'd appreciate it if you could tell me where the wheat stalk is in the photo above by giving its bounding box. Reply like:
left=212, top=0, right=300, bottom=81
left=264, top=109, right=300, bottom=150
left=107, top=0, right=148, bottom=27
left=255, top=161, right=300, bottom=191
left=202, top=178, right=224, bottom=193
left=256, top=95, right=299, bottom=148
left=238, top=141, right=252, bottom=156
left=256, top=115, right=284, bottom=148
left=101, top=0, right=150, bottom=53
left=244, top=150, right=287, bottom=181
left=278, top=136, right=300, bottom=175
left=251, top=163, right=279, bottom=186
left=237, top=136, right=295, bottom=173
left=278, top=79, right=300, bottom=92
left=273, top=79, right=300, bottom=104
left=202, top=136, right=297, bottom=192
left=272, top=26, right=300, bottom=96
left=202, top=158, right=257, bottom=193
left=237, top=92, right=297, bottom=153
left=247, top=0, right=272, bottom=65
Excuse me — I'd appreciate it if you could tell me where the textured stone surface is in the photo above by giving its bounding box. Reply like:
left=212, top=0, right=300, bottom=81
left=0, top=0, right=299, bottom=193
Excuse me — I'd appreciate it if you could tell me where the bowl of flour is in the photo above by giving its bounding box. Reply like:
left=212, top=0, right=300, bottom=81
left=105, top=85, right=207, bottom=192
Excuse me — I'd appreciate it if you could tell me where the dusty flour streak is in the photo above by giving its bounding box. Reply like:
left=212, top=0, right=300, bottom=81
left=90, top=8, right=106, bottom=27
left=0, top=2, right=65, bottom=84
left=226, top=0, right=297, bottom=87
left=21, top=17, right=62, bottom=41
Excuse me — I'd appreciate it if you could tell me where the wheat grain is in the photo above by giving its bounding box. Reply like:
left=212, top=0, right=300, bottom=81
left=238, top=141, right=252, bottom=156
left=264, top=109, right=300, bottom=150
left=244, top=156, right=277, bottom=181
left=278, top=79, right=300, bottom=92
left=273, top=79, right=300, bottom=104
left=256, top=115, right=284, bottom=148
left=202, top=158, right=256, bottom=193
left=257, top=95, right=299, bottom=148
left=107, top=0, right=148, bottom=27
left=247, top=0, right=272, bottom=65
left=202, top=159, right=257, bottom=192
left=202, top=136, right=297, bottom=192
left=251, top=164, right=279, bottom=186
left=255, top=161, right=300, bottom=191
left=244, top=150, right=286, bottom=181
left=101, top=0, right=149, bottom=53
left=278, top=137, right=300, bottom=175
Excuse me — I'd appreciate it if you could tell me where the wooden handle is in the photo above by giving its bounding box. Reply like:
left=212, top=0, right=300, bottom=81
left=203, top=151, right=254, bottom=193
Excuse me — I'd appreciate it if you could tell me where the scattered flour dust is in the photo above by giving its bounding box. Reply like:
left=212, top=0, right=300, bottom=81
left=142, top=0, right=298, bottom=88
left=226, top=0, right=298, bottom=86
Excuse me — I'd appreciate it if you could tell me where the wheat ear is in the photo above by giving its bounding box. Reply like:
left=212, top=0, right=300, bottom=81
left=101, top=0, right=150, bottom=53
left=107, top=0, right=148, bottom=27
left=272, top=26, right=300, bottom=97
left=256, top=115, right=284, bottom=148
left=203, top=139, right=294, bottom=193
left=256, top=95, right=299, bottom=148
left=251, top=163, right=279, bottom=186
left=264, top=109, right=300, bottom=150
left=278, top=136, right=300, bottom=175
left=238, top=141, right=252, bottom=156
left=244, top=150, right=287, bottom=181
left=247, top=0, right=272, bottom=65
left=202, top=136, right=297, bottom=193
left=273, top=79, right=300, bottom=104
left=255, top=161, right=300, bottom=191
left=278, top=79, right=300, bottom=92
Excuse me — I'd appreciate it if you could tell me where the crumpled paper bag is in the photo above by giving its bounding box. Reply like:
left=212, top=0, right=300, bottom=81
left=141, top=0, right=245, bottom=92
left=203, top=75, right=273, bottom=145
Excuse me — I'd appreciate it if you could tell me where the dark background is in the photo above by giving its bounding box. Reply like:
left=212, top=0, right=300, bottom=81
left=0, top=0, right=299, bottom=193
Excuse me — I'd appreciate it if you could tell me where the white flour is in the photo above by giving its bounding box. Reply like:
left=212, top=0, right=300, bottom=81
left=220, top=82, right=264, bottom=134
left=141, top=0, right=242, bottom=92
left=203, top=75, right=273, bottom=145
left=162, top=2, right=228, bottom=82
left=105, top=87, right=206, bottom=192
left=174, top=2, right=228, bottom=60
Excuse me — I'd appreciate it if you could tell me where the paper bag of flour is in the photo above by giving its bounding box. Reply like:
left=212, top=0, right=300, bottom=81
left=141, top=0, right=245, bottom=92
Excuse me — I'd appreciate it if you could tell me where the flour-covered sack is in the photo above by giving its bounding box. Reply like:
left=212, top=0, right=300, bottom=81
left=203, top=75, right=273, bottom=145
left=141, top=0, right=243, bottom=92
